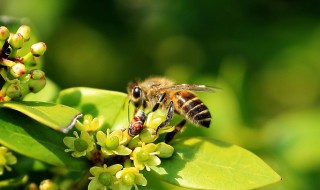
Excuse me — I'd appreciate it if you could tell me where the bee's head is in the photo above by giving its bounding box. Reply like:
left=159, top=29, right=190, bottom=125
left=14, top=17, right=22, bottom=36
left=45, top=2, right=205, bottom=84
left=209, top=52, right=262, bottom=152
left=127, top=81, right=143, bottom=108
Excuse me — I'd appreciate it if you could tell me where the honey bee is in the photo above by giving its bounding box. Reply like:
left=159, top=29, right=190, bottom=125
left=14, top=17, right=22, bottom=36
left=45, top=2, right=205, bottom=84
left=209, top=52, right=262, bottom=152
left=127, top=77, right=216, bottom=134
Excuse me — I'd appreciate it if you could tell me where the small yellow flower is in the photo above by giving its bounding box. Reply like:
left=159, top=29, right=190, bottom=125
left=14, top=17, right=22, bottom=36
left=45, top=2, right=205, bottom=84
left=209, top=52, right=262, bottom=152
left=96, top=129, right=132, bottom=157
left=75, top=114, right=101, bottom=133
left=115, top=167, right=147, bottom=190
left=0, top=146, right=17, bottom=175
left=131, top=143, right=161, bottom=171
left=88, top=164, right=122, bottom=190
left=63, top=131, right=95, bottom=158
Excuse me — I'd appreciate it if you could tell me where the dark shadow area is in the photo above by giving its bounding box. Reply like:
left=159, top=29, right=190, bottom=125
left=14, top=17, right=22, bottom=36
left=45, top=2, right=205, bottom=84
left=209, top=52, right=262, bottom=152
left=58, top=90, right=82, bottom=108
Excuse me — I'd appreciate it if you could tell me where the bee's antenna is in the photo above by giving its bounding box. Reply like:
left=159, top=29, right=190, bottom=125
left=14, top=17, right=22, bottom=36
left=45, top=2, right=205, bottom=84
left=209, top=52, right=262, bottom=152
left=127, top=99, right=131, bottom=123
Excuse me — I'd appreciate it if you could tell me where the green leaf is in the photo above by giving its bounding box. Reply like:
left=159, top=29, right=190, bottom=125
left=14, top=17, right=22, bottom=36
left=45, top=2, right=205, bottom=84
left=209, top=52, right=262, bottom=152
left=56, top=87, right=129, bottom=130
left=0, top=101, right=82, bottom=133
left=150, top=137, right=281, bottom=190
left=0, top=109, right=88, bottom=171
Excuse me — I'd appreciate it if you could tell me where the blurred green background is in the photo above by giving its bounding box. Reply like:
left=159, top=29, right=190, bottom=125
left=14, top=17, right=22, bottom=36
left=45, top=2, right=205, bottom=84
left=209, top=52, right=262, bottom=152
left=1, top=0, right=320, bottom=189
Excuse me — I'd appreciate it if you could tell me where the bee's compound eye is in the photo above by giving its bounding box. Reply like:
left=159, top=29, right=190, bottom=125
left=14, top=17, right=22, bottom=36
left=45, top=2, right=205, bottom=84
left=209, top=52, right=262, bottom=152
left=132, top=87, right=141, bottom=99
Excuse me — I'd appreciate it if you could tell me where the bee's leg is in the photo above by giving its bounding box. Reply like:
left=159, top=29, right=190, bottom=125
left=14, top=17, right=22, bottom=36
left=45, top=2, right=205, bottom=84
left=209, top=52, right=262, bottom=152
left=165, top=119, right=186, bottom=143
left=151, top=93, right=166, bottom=112
left=155, top=101, right=174, bottom=134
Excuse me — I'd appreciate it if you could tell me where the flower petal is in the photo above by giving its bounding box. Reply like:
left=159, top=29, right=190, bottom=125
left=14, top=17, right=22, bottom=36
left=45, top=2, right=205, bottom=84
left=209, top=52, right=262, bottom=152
left=90, top=166, right=105, bottom=176
left=133, top=159, right=145, bottom=170
left=135, top=173, right=147, bottom=186
left=80, top=131, right=92, bottom=142
left=143, top=143, right=157, bottom=153
left=111, top=129, right=123, bottom=139
left=101, top=148, right=115, bottom=156
left=106, top=164, right=123, bottom=175
left=90, top=118, right=100, bottom=131
left=88, top=179, right=102, bottom=190
left=114, top=146, right=132, bottom=156
left=63, top=137, right=76, bottom=149
left=0, top=147, right=7, bottom=154
left=145, top=155, right=161, bottom=167
left=96, top=131, right=107, bottom=146
left=6, top=154, right=17, bottom=165
left=72, top=151, right=86, bottom=158
left=116, top=170, right=123, bottom=179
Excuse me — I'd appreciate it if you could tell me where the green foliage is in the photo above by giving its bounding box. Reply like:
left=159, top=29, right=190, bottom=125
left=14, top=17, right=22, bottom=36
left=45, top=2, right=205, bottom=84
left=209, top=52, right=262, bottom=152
left=151, top=137, right=281, bottom=190
left=57, top=88, right=281, bottom=189
left=56, top=87, right=128, bottom=131
left=0, top=101, right=82, bottom=132
left=0, top=83, right=282, bottom=189
left=0, top=108, right=88, bottom=171
left=5, top=2, right=318, bottom=187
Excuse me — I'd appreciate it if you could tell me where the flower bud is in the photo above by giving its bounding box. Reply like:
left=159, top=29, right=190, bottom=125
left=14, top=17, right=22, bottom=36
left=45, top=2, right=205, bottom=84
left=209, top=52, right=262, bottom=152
left=6, top=84, right=22, bottom=99
left=30, top=69, right=45, bottom=80
left=31, top=42, right=46, bottom=57
left=74, top=138, right=89, bottom=152
left=8, top=33, right=24, bottom=49
left=137, top=150, right=150, bottom=162
left=16, top=25, right=31, bottom=41
left=10, top=63, right=26, bottom=78
left=39, top=179, right=59, bottom=190
left=156, top=142, right=174, bottom=158
left=105, top=136, right=120, bottom=150
left=28, top=78, right=46, bottom=93
left=98, top=172, right=113, bottom=186
left=122, top=172, right=136, bottom=186
left=0, top=26, right=10, bottom=41
left=116, top=167, right=147, bottom=188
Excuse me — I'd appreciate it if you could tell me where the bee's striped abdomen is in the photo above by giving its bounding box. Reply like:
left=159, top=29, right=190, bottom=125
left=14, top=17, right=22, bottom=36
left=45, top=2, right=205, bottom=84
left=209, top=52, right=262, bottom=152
left=172, top=91, right=211, bottom=128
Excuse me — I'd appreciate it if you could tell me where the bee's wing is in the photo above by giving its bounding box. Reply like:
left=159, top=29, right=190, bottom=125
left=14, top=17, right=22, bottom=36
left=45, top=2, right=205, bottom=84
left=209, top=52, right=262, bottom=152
left=158, top=84, right=220, bottom=92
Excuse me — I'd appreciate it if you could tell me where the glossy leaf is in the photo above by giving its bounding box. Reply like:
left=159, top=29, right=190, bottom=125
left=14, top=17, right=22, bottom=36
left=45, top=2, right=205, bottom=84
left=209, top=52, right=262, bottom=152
left=0, top=101, right=82, bottom=133
left=56, top=87, right=129, bottom=130
left=0, top=109, right=88, bottom=171
left=150, top=137, right=281, bottom=190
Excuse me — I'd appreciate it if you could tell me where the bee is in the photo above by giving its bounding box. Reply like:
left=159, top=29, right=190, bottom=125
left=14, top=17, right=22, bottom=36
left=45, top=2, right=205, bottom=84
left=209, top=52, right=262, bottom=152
left=127, top=77, right=216, bottom=134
